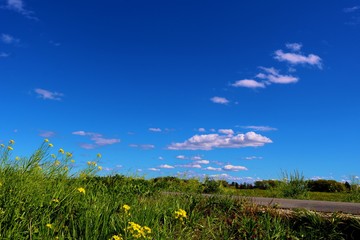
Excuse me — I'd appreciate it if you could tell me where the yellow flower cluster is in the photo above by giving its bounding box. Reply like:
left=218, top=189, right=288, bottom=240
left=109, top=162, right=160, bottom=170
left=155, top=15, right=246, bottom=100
left=87, top=161, right=97, bottom=166
left=122, top=204, right=131, bottom=215
left=174, top=208, right=187, bottom=221
left=127, top=222, right=151, bottom=239
left=77, top=187, right=86, bottom=194
left=110, top=234, right=123, bottom=240
left=9, top=140, right=15, bottom=145
left=59, top=148, right=65, bottom=154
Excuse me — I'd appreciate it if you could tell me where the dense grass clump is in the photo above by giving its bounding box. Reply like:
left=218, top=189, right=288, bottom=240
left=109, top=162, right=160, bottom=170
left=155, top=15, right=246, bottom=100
left=0, top=140, right=359, bottom=239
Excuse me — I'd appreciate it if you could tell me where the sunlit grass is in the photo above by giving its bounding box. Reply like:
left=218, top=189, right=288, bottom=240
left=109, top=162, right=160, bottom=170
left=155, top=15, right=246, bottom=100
left=0, top=140, right=359, bottom=239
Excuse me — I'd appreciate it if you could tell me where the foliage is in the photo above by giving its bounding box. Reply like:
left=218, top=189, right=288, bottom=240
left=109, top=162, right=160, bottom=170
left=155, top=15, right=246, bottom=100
left=0, top=140, right=359, bottom=239
left=307, top=179, right=346, bottom=193
left=279, top=170, right=309, bottom=199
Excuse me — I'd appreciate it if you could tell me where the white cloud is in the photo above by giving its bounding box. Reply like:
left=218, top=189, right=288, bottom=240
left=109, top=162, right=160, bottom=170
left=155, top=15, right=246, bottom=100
left=210, top=96, right=229, bottom=104
left=176, top=164, right=202, bottom=169
left=195, top=160, right=209, bottom=164
left=344, top=6, right=360, bottom=13
left=0, top=52, right=10, bottom=58
left=244, top=156, right=263, bottom=160
left=158, top=156, right=164, bottom=160
left=1, top=34, right=19, bottom=44
left=149, top=128, right=161, bottom=132
left=34, top=88, right=64, bottom=101
left=167, top=131, right=272, bottom=150
left=218, top=129, right=234, bottom=135
left=274, top=50, right=322, bottom=68
left=39, top=130, right=55, bottom=138
left=231, top=79, right=266, bottom=89
left=148, top=168, right=160, bottom=171
left=198, top=128, right=206, bottom=132
left=285, top=42, right=302, bottom=52
left=159, top=164, right=175, bottom=169
left=5, top=0, right=36, bottom=19
left=205, top=167, right=222, bottom=171
left=72, top=131, right=120, bottom=149
left=223, top=165, right=248, bottom=171
left=129, top=144, right=155, bottom=150
left=241, top=125, right=277, bottom=131
left=257, top=67, right=298, bottom=84
left=176, top=155, right=187, bottom=159
left=191, top=156, right=202, bottom=160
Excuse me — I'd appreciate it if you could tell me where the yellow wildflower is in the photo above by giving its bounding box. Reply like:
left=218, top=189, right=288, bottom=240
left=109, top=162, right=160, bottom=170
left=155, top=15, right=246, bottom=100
left=174, top=208, right=187, bottom=221
left=54, top=160, right=61, bottom=166
left=77, top=187, right=86, bottom=194
left=92, top=161, right=97, bottom=166
left=52, top=198, right=60, bottom=203
left=87, top=161, right=91, bottom=165
left=51, top=154, right=56, bottom=159
left=143, top=226, right=151, bottom=234
left=46, top=223, right=53, bottom=229
left=9, top=139, right=15, bottom=145
left=0, top=144, right=4, bottom=148
left=110, top=234, right=123, bottom=240
left=66, top=152, right=72, bottom=158
left=64, top=166, right=69, bottom=171
left=123, top=204, right=130, bottom=212
left=98, top=166, right=102, bottom=170
left=71, top=159, right=75, bottom=163
left=7, top=146, right=13, bottom=151
left=59, top=148, right=64, bottom=154
left=44, top=139, right=49, bottom=142
left=15, top=156, right=20, bottom=161
left=48, top=143, right=54, bottom=147
left=97, top=153, right=102, bottom=158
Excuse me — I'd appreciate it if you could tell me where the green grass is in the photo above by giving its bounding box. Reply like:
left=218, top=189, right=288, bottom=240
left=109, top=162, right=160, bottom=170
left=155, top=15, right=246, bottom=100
left=1, top=140, right=359, bottom=239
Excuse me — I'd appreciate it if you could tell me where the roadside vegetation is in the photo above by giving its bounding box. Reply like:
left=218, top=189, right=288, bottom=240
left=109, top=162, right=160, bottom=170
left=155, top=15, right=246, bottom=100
left=0, top=140, right=359, bottom=239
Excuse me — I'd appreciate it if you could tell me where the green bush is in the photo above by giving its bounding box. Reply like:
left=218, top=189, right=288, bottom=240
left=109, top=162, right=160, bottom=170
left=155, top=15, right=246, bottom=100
left=307, top=179, right=346, bottom=192
left=279, top=170, right=309, bottom=199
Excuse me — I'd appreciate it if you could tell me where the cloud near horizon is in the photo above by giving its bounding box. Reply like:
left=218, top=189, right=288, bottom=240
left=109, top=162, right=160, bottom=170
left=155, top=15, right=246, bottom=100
left=129, top=144, right=155, bottom=150
left=34, top=88, right=64, bottom=101
left=167, top=131, right=272, bottom=150
left=72, top=131, right=120, bottom=149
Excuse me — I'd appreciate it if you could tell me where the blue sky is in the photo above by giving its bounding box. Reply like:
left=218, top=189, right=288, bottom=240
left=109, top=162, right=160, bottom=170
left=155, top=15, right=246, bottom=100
left=1, top=0, right=360, bottom=182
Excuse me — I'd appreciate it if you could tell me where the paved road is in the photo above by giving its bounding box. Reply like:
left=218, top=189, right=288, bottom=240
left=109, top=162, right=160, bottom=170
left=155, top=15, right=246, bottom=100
left=163, top=192, right=360, bottom=215
left=247, top=196, right=360, bottom=215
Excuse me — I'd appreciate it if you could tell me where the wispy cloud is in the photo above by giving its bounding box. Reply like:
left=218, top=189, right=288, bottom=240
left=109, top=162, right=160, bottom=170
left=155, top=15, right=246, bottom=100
left=34, top=88, right=64, bottom=101
left=205, top=166, right=222, bottom=171
left=167, top=131, right=272, bottom=150
left=241, top=125, right=277, bottom=131
left=231, top=79, right=266, bottom=89
left=243, top=156, right=263, bottom=160
left=176, top=155, right=187, bottom=159
left=148, top=168, right=160, bottom=171
left=72, top=131, right=120, bottom=149
left=4, top=0, right=37, bottom=19
left=194, top=160, right=209, bottom=164
left=343, top=6, right=360, bottom=13
left=285, top=42, right=302, bottom=52
left=176, top=163, right=202, bottom=169
left=198, top=128, right=206, bottom=132
left=39, top=130, right=55, bottom=138
left=257, top=67, right=298, bottom=84
left=1, top=34, right=19, bottom=44
left=274, top=50, right=322, bottom=68
left=0, top=52, right=10, bottom=58
left=149, top=127, right=162, bottom=132
left=129, top=144, right=155, bottom=150
left=223, top=164, right=248, bottom=171
left=218, top=129, right=234, bottom=135
left=210, top=96, right=229, bottom=104
left=159, top=164, right=175, bottom=169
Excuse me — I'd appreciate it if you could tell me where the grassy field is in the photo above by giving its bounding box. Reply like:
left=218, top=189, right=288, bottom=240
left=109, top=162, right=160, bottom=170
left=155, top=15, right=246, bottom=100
left=1, top=140, right=360, bottom=239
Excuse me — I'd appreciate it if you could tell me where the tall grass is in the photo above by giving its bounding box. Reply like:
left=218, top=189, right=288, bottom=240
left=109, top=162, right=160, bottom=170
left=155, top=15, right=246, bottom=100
left=0, top=140, right=359, bottom=239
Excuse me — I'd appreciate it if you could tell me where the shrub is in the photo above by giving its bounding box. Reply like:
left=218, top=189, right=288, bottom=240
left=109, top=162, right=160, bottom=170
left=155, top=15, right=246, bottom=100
left=307, top=179, right=346, bottom=192
left=279, top=170, right=309, bottom=199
